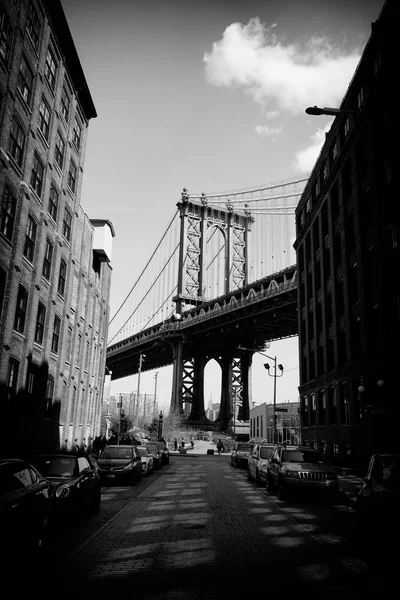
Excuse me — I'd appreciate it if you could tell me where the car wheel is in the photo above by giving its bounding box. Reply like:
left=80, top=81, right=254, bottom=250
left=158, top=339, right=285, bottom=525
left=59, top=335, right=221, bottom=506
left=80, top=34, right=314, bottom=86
left=278, top=479, right=288, bottom=501
left=247, top=468, right=252, bottom=480
left=266, top=475, right=274, bottom=493
left=37, top=517, right=50, bottom=551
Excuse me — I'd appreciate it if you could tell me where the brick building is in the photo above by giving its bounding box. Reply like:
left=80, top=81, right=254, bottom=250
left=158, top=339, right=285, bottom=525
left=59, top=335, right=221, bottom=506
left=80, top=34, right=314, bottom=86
left=0, top=0, right=114, bottom=455
left=294, top=0, right=398, bottom=467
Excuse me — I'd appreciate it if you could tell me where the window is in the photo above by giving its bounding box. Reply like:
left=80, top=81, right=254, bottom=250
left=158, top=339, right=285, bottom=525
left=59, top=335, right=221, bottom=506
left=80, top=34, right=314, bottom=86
left=0, top=186, right=16, bottom=240
left=318, top=390, right=326, bottom=425
left=60, top=86, right=70, bottom=122
left=23, top=214, right=37, bottom=262
left=67, top=160, right=77, bottom=193
left=357, top=87, right=364, bottom=110
left=7, top=358, right=19, bottom=401
left=30, top=153, right=44, bottom=196
left=0, top=266, right=6, bottom=320
left=58, top=258, right=67, bottom=296
left=62, top=208, right=72, bottom=241
left=0, top=8, right=12, bottom=64
left=17, top=56, right=34, bottom=105
left=44, top=47, right=57, bottom=90
left=14, top=285, right=28, bottom=333
left=34, top=302, right=46, bottom=344
left=42, top=238, right=53, bottom=280
left=344, top=117, right=350, bottom=137
left=38, top=96, right=51, bottom=140
left=54, top=131, right=65, bottom=170
left=302, top=396, right=309, bottom=426
left=48, top=185, right=58, bottom=221
left=8, top=117, right=26, bottom=167
left=45, top=375, right=54, bottom=415
left=51, top=314, right=61, bottom=353
left=26, top=3, right=41, bottom=50
left=72, top=119, right=82, bottom=150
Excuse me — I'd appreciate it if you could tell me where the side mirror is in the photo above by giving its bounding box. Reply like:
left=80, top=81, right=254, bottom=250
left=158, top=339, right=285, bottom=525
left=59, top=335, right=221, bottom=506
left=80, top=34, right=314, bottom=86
left=362, top=477, right=372, bottom=488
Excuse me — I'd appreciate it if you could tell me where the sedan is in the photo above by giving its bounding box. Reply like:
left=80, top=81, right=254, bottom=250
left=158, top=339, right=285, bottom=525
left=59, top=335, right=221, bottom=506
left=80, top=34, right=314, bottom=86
left=97, top=445, right=142, bottom=485
left=32, top=454, right=101, bottom=516
left=0, top=458, right=55, bottom=562
left=143, top=443, right=163, bottom=469
left=137, top=446, right=154, bottom=476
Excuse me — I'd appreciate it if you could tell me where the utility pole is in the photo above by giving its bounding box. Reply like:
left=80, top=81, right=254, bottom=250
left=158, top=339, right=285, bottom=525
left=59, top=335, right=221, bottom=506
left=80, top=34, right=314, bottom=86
left=134, top=353, right=144, bottom=428
left=153, top=372, right=159, bottom=418
left=118, top=393, right=123, bottom=445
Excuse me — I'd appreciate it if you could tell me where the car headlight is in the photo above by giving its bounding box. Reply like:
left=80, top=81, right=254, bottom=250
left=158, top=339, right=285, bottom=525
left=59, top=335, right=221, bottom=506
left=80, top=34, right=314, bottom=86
left=283, top=470, right=299, bottom=479
left=56, top=485, right=71, bottom=499
left=123, top=461, right=135, bottom=471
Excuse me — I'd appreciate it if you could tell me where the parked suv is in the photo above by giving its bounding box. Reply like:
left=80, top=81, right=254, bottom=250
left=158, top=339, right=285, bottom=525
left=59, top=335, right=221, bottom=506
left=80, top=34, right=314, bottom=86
left=247, top=442, right=275, bottom=486
left=266, top=444, right=339, bottom=501
left=97, top=445, right=142, bottom=485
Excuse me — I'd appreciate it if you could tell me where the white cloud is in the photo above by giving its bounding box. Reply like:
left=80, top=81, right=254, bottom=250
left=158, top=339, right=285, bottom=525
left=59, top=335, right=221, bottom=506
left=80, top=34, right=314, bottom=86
left=255, top=124, right=283, bottom=140
left=204, top=18, right=361, bottom=115
left=292, top=123, right=332, bottom=173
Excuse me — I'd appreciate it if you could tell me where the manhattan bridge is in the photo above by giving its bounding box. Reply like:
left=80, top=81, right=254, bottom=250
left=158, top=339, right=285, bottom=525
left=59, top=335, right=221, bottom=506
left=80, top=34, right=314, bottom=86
left=106, top=177, right=307, bottom=430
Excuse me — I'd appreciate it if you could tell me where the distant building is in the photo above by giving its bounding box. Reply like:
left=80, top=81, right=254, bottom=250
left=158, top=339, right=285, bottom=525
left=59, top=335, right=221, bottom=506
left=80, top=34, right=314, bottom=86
left=0, top=0, right=114, bottom=455
left=294, top=0, right=398, bottom=465
left=250, top=402, right=301, bottom=444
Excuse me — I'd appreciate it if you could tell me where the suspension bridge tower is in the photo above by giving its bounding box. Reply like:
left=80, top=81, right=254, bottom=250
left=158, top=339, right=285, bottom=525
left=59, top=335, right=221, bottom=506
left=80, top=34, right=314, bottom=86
left=169, top=189, right=255, bottom=431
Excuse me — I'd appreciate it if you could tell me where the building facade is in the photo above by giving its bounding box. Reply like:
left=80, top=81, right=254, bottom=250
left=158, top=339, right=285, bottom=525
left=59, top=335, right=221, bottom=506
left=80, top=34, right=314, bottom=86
left=249, top=402, right=301, bottom=444
left=294, top=0, right=398, bottom=467
left=0, top=0, right=114, bottom=455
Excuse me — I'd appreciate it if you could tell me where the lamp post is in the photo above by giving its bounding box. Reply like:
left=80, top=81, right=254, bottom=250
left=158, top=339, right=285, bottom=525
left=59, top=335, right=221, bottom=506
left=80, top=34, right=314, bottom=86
left=153, top=371, right=159, bottom=419
left=237, top=345, right=283, bottom=444
left=263, top=356, right=284, bottom=444
left=134, top=353, right=144, bottom=428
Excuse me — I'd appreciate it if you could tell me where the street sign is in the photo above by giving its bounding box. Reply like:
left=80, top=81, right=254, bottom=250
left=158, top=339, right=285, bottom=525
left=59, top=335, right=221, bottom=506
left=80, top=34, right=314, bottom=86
left=275, top=408, right=288, bottom=412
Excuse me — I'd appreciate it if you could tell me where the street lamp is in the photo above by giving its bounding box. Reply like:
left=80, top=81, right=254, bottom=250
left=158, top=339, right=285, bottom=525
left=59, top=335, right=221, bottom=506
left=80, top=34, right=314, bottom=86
left=305, top=105, right=371, bottom=117
left=237, top=345, right=284, bottom=444
left=263, top=357, right=284, bottom=444
left=134, top=352, right=145, bottom=428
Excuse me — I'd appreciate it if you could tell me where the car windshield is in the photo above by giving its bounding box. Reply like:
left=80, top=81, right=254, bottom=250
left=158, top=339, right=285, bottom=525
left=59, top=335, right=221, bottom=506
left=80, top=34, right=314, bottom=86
left=145, top=445, right=157, bottom=453
left=237, top=444, right=252, bottom=452
left=282, top=449, right=326, bottom=464
left=100, top=447, right=133, bottom=459
left=34, top=456, right=77, bottom=477
left=260, top=447, right=273, bottom=459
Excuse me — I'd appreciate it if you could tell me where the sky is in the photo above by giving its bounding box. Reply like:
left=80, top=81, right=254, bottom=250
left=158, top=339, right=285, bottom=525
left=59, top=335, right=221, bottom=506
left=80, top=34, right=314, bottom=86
left=61, top=0, right=384, bottom=413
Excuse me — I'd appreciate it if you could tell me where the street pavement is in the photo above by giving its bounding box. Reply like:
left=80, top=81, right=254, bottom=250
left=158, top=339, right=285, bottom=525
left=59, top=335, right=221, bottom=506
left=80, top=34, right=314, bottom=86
left=39, top=442, right=387, bottom=600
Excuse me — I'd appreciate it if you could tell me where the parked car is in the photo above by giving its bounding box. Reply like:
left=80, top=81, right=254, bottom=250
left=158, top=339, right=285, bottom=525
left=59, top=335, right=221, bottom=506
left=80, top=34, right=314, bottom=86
left=143, top=442, right=163, bottom=469
left=0, top=458, right=55, bottom=561
left=356, top=452, right=400, bottom=544
left=32, top=454, right=101, bottom=515
left=155, top=441, right=170, bottom=464
left=247, top=442, right=275, bottom=485
left=97, top=445, right=142, bottom=485
left=231, top=441, right=255, bottom=468
left=137, top=446, right=154, bottom=476
left=266, top=445, right=339, bottom=501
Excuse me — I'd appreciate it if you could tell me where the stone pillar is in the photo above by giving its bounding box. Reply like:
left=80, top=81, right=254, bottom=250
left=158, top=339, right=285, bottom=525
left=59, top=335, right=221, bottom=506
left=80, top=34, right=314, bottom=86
left=239, top=352, right=253, bottom=421
left=170, top=337, right=185, bottom=414
left=189, top=356, right=207, bottom=420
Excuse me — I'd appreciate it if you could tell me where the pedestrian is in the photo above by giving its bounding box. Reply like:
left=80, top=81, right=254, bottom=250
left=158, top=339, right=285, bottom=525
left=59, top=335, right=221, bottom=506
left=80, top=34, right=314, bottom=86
left=174, top=438, right=178, bottom=451
left=191, top=438, right=194, bottom=449
left=217, top=439, right=223, bottom=455
left=181, top=438, right=185, bottom=448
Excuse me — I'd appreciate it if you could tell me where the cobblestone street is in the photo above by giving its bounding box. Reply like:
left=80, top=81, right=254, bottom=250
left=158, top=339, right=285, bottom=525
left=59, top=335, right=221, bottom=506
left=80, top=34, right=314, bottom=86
left=37, top=453, right=390, bottom=600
